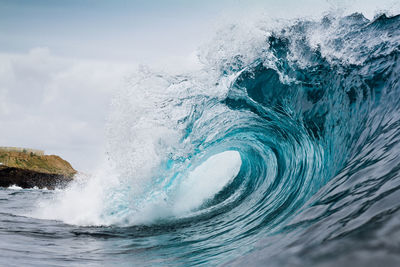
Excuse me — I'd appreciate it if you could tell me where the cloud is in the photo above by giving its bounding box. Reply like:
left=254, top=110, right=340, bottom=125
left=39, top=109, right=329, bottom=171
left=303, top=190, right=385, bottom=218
left=0, top=48, right=134, bottom=171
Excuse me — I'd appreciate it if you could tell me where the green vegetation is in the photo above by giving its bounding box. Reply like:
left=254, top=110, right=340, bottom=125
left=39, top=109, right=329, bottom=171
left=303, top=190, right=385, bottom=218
left=0, top=150, right=77, bottom=177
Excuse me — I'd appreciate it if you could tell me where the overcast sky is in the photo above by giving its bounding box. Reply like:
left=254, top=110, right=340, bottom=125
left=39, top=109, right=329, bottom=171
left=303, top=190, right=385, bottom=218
left=0, top=0, right=398, bottom=172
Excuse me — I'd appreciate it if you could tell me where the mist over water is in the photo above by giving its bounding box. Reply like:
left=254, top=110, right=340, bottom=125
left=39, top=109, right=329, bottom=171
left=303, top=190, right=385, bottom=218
left=1, top=8, right=400, bottom=267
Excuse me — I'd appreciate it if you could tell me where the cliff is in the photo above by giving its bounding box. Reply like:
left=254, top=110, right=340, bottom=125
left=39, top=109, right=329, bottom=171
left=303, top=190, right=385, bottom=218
left=0, top=149, right=77, bottom=189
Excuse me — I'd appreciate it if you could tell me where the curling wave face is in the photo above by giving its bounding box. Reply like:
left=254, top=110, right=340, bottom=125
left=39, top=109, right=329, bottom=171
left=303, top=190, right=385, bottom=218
left=35, top=13, right=400, bottom=266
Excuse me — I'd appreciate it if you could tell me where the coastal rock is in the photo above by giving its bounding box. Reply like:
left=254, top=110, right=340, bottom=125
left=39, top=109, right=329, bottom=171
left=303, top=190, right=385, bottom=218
left=0, top=147, right=77, bottom=189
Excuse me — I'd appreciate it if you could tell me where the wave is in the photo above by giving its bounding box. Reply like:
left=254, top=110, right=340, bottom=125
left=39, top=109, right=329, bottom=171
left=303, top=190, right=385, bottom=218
left=34, top=12, right=400, bottom=266
left=6, top=185, right=24, bottom=190
left=4, top=185, right=52, bottom=191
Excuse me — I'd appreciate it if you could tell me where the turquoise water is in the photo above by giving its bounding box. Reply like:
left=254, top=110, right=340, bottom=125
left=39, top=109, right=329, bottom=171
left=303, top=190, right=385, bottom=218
left=2, top=13, right=400, bottom=266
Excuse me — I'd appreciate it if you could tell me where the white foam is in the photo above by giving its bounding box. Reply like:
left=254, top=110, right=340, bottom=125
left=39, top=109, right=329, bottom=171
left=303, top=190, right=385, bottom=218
left=7, top=184, right=23, bottom=190
left=33, top=169, right=120, bottom=226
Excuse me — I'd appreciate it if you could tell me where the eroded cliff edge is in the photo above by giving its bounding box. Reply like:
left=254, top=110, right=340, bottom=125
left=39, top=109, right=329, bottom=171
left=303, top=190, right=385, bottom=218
left=0, top=148, right=77, bottom=189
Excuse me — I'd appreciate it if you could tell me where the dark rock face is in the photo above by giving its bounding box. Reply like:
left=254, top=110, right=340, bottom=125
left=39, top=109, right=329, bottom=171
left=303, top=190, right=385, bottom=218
left=0, top=148, right=77, bottom=189
left=0, top=167, right=73, bottom=189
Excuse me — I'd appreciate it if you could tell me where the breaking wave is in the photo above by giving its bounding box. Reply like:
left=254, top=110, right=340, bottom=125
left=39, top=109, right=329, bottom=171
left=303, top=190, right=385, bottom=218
left=35, top=13, right=400, bottom=266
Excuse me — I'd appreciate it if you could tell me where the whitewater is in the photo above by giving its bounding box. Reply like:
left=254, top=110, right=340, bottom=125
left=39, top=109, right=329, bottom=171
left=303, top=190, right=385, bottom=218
left=2, top=12, right=400, bottom=266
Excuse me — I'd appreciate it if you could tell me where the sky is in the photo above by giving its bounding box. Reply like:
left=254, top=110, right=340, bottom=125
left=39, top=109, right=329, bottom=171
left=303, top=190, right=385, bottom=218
left=0, top=0, right=399, bottom=172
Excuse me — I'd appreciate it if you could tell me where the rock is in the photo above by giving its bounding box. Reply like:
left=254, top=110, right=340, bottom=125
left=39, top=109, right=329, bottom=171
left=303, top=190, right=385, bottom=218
left=0, top=148, right=77, bottom=189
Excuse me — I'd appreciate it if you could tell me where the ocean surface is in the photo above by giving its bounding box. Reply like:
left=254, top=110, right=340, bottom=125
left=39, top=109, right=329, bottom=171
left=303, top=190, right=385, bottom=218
left=1, top=13, right=400, bottom=266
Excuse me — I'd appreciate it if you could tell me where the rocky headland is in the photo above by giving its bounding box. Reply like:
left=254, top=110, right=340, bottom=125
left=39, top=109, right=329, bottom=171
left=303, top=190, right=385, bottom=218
left=0, top=147, right=77, bottom=189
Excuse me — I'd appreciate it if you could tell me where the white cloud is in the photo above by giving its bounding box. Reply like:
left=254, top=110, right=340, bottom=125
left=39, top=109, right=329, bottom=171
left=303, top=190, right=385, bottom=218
left=0, top=48, right=135, bottom=171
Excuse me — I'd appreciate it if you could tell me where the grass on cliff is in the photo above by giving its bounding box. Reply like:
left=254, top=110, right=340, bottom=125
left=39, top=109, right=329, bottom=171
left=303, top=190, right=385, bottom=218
left=0, top=151, right=77, bottom=177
